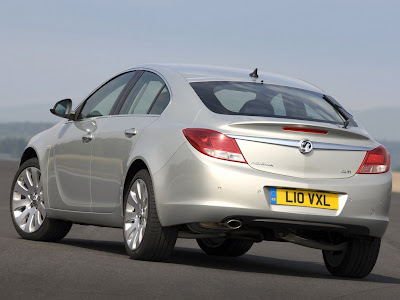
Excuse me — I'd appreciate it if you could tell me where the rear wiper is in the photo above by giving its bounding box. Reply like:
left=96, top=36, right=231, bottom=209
left=323, top=95, right=350, bottom=129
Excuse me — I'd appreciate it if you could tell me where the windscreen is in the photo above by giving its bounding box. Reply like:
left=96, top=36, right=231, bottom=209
left=190, top=81, right=353, bottom=126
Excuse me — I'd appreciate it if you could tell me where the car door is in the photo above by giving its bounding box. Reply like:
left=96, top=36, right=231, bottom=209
left=90, top=71, right=171, bottom=213
left=47, top=72, right=135, bottom=211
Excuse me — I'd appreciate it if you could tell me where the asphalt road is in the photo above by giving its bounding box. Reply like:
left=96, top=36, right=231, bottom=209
left=1, top=160, right=399, bottom=299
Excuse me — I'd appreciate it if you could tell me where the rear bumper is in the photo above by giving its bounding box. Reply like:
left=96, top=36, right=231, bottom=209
left=222, top=216, right=371, bottom=237
left=153, top=142, right=392, bottom=238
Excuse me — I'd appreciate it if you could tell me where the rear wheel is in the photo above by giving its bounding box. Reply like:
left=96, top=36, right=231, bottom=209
left=10, top=158, right=72, bottom=242
left=322, top=236, right=381, bottom=278
left=197, top=238, right=253, bottom=257
left=123, top=169, right=177, bottom=261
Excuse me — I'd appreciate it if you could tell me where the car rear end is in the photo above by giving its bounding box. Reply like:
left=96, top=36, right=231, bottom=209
left=158, top=78, right=391, bottom=233
left=153, top=70, right=391, bottom=277
left=157, top=116, right=391, bottom=237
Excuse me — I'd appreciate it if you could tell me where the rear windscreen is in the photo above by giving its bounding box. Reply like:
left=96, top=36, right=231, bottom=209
left=190, top=81, right=354, bottom=126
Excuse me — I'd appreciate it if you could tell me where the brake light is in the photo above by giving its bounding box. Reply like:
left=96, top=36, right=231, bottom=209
left=182, top=128, right=246, bottom=163
left=357, top=145, right=390, bottom=174
left=282, top=127, right=328, bottom=134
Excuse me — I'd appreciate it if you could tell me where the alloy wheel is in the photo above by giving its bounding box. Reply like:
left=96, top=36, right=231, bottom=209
left=124, top=179, right=149, bottom=250
left=12, top=167, right=46, bottom=233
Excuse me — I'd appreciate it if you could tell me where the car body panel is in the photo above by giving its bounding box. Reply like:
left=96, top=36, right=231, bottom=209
left=153, top=142, right=391, bottom=237
left=236, top=140, right=367, bottom=179
left=90, top=115, right=158, bottom=213
left=48, top=118, right=105, bottom=212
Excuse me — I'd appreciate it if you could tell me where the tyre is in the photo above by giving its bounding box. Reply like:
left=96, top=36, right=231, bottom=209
left=197, top=238, right=253, bottom=257
left=10, top=158, right=72, bottom=242
left=123, top=169, right=177, bottom=261
left=322, top=236, right=381, bottom=278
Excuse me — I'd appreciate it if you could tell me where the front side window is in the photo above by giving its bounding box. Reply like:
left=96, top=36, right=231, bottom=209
left=79, top=72, right=134, bottom=119
left=119, top=72, right=168, bottom=115
left=190, top=81, right=356, bottom=126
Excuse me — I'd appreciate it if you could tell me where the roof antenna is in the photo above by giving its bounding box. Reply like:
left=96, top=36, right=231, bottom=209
left=249, top=68, right=258, bottom=83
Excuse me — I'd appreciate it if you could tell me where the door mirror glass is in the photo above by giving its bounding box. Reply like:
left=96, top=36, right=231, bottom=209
left=50, top=99, right=74, bottom=120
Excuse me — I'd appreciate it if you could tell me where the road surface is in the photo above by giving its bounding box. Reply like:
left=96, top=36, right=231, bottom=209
left=0, top=160, right=399, bottom=299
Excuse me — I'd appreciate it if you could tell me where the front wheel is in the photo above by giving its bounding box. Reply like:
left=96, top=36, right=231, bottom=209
left=197, top=238, right=253, bottom=257
left=123, top=169, right=177, bottom=261
left=10, top=158, right=72, bottom=241
left=322, top=237, right=381, bottom=278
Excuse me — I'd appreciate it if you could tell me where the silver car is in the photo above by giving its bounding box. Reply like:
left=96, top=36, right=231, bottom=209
left=10, top=64, right=391, bottom=278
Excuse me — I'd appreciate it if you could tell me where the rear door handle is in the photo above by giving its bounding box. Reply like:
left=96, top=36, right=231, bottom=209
left=125, top=128, right=138, bottom=138
left=82, top=133, right=93, bottom=143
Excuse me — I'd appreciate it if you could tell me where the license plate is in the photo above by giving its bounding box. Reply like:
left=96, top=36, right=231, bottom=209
left=270, top=188, right=339, bottom=210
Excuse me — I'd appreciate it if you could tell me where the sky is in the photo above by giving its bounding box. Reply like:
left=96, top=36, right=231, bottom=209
left=0, top=0, right=399, bottom=123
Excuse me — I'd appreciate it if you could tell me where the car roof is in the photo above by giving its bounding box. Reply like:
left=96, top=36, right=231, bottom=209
left=133, top=63, right=325, bottom=94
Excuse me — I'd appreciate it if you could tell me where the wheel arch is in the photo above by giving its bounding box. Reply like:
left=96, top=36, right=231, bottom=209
left=20, top=147, right=39, bottom=166
left=123, top=158, right=151, bottom=203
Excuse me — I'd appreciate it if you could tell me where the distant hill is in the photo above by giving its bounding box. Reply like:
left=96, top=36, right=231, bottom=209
left=0, top=122, right=55, bottom=140
left=0, top=122, right=55, bottom=160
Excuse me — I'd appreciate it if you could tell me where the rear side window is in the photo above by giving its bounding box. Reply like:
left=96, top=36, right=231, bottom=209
left=149, top=87, right=170, bottom=114
left=190, top=81, right=355, bottom=126
left=119, top=72, right=169, bottom=115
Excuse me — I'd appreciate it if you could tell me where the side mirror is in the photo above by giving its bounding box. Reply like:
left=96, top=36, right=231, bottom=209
left=50, top=99, right=74, bottom=120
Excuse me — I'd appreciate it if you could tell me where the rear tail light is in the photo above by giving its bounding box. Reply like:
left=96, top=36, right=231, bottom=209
left=357, top=145, right=390, bottom=174
left=182, top=128, right=246, bottom=163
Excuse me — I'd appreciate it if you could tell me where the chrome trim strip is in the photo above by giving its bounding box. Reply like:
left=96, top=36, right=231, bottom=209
left=227, top=134, right=373, bottom=151
left=230, top=135, right=299, bottom=147
left=312, top=142, right=372, bottom=151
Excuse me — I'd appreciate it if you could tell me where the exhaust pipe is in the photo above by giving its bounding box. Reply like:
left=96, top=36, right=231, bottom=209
left=224, top=219, right=242, bottom=230
left=198, top=219, right=243, bottom=231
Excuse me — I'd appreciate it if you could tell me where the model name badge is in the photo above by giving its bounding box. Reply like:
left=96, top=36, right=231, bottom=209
left=341, top=170, right=352, bottom=174
left=251, top=162, right=273, bottom=167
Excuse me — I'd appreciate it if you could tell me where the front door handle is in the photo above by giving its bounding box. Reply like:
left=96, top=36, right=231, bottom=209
left=82, top=133, right=93, bottom=143
left=125, top=128, right=138, bottom=138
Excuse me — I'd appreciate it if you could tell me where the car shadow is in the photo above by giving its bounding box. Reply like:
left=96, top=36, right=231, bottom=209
left=60, top=238, right=400, bottom=284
